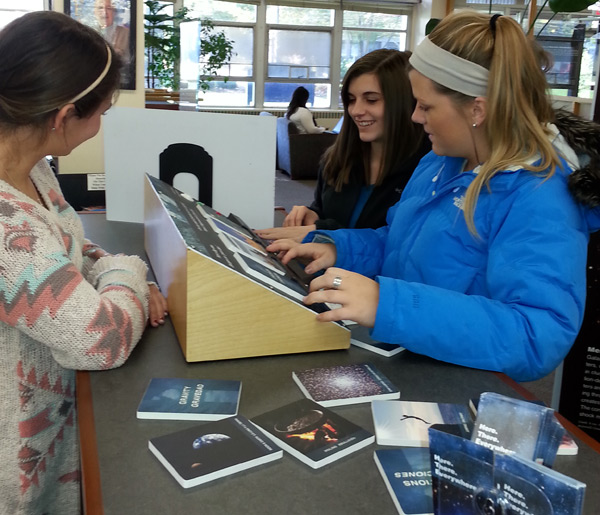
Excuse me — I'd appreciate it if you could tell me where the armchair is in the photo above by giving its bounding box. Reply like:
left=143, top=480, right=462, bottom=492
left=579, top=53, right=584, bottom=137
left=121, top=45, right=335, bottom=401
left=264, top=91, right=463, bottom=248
left=276, top=117, right=337, bottom=180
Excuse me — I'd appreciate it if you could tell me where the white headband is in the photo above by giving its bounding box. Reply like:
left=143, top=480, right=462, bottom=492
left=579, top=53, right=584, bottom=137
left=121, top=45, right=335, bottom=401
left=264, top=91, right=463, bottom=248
left=66, top=43, right=113, bottom=104
left=409, top=37, right=489, bottom=98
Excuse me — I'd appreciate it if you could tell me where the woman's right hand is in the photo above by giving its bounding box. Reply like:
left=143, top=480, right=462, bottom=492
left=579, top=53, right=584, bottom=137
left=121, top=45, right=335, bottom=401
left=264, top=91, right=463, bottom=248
left=254, top=225, right=315, bottom=243
left=283, top=206, right=319, bottom=227
left=266, top=239, right=336, bottom=274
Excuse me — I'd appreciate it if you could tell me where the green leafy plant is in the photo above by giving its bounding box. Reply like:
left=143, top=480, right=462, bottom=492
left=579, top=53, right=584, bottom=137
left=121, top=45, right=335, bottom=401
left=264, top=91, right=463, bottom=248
left=144, top=0, right=234, bottom=93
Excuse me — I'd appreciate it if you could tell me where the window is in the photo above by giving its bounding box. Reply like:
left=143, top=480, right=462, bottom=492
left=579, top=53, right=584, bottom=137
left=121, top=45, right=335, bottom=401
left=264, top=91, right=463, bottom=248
left=342, top=11, right=408, bottom=79
left=0, top=0, right=45, bottom=30
left=454, top=0, right=600, bottom=99
left=183, top=0, right=411, bottom=108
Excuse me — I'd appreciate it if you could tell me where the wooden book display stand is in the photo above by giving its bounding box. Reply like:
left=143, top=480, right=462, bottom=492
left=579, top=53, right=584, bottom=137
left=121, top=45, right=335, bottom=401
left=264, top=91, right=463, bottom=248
left=143, top=175, right=350, bottom=362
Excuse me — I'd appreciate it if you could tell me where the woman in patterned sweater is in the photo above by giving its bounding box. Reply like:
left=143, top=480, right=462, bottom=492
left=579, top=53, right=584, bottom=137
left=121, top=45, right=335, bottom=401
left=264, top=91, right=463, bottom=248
left=0, top=11, right=167, bottom=513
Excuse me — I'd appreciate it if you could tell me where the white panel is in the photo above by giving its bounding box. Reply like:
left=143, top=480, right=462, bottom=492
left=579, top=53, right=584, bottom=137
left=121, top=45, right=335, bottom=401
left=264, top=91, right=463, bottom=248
left=103, top=107, right=276, bottom=228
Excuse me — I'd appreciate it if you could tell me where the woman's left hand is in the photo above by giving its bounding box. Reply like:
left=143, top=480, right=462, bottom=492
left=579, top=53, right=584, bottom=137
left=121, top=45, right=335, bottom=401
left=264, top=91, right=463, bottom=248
left=148, top=283, right=168, bottom=328
left=304, top=267, right=379, bottom=327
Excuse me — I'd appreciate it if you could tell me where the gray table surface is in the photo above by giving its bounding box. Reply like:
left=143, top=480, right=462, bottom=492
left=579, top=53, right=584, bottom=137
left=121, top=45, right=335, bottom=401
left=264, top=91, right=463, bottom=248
left=80, top=214, right=600, bottom=515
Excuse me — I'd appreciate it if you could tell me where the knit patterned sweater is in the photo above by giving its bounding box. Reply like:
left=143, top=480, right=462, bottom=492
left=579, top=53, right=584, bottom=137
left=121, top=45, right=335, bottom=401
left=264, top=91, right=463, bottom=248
left=0, top=160, right=150, bottom=514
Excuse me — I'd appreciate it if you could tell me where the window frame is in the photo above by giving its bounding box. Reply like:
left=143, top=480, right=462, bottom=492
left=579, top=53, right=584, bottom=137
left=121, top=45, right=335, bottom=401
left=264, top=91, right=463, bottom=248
left=185, top=1, right=412, bottom=109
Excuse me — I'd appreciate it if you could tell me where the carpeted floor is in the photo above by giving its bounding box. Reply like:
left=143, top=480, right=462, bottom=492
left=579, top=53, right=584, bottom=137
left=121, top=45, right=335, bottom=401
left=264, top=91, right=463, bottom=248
left=274, top=170, right=316, bottom=213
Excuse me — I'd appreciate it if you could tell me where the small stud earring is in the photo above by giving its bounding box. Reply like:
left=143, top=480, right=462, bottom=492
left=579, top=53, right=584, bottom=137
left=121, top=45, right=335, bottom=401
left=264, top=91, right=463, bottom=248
left=51, top=127, right=56, bottom=131
left=472, top=123, right=477, bottom=128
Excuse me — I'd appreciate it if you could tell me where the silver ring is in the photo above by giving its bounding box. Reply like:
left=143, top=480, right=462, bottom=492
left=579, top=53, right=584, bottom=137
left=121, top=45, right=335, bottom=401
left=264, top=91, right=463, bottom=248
left=332, top=276, right=342, bottom=289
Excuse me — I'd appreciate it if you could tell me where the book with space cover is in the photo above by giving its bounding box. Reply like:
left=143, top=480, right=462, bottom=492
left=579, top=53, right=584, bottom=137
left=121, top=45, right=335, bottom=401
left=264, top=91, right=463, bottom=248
left=136, top=378, right=242, bottom=420
left=371, top=400, right=472, bottom=447
left=469, top=394, right=578, bottom=456
left=374, top=448, right=433, bottom=515
left=349, top=324, right=405, bottom=357
left=292, top=362, right=400, bottom=407
left=471, top=392, right=565, bottom=467
left=148, top=415, right=282, bottom=488
left=428, top=427, right=586, bottom=515
left=251, top=398, right=374, bottom=469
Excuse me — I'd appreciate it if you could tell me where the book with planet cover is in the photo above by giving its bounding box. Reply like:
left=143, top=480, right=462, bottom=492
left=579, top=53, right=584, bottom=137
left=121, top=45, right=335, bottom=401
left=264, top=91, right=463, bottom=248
left=373, top=448, right=433, bottom=515
left=371, top=400, right=472, bottom=447
left=137, top=378, right=241, bottom=421
left=251, top=398, right=374, bottom=469
left=292, top=362, right=400, bottom=407
left=148, top=415, right=282, bottom=488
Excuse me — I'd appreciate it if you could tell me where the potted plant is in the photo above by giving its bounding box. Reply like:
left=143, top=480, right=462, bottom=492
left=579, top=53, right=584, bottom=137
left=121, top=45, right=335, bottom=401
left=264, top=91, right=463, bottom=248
left=144, top=0, right=234, bottom=99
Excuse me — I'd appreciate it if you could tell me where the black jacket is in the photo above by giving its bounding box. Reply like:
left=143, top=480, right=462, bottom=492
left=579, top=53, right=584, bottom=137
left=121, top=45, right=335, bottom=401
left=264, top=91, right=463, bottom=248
left=310, top=137, right=431, bottom=231
left=554, top=109, right=600, bottom=209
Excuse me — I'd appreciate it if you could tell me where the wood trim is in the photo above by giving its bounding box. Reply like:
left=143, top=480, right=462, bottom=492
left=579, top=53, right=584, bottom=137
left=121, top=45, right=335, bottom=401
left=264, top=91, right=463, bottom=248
left=494, top=372, right=600, bottom=455
left=445, top=0, right=454, bottom=15
left=77, top=371, right=104, bottom=515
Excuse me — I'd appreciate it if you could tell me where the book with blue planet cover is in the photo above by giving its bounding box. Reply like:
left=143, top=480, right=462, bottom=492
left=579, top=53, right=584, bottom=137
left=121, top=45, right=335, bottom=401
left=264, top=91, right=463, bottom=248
left=374, top=448, right=433, bottom=515
left=137, top=378, right=241, bottom=421
left=148, top=415, right=283, bottom=488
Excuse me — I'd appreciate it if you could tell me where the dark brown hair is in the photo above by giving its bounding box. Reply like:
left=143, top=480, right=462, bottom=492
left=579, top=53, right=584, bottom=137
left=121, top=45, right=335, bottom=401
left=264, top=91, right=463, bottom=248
left=0, top=11, right=122, bottom=134
left=323, top=49, right=424, bottom=190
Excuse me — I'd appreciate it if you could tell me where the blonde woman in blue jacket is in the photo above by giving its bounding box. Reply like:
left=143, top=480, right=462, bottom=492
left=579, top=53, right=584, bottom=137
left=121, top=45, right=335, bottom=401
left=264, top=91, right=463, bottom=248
left=268, top=11, right=597, bottom=382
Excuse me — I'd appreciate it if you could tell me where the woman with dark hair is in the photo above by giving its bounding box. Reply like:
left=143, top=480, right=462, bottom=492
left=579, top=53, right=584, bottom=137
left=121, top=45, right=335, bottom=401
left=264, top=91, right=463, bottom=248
left=286, top=86, right=325, bottom=134
left=258, top=49, right=430, bottom=242
left=269, top=12, right=600, bottom=382
left=0, top=11, right=166, bottom=512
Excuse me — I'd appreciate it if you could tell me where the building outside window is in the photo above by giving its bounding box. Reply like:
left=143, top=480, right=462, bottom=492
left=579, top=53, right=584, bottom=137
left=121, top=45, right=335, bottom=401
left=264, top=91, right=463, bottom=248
left=183, top=0, right=411, bottom=109
left=454, top=0, right=600, bottom=100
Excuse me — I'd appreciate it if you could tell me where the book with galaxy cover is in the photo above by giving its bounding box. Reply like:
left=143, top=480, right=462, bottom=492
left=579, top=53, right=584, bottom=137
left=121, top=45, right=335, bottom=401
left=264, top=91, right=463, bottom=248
left=371, top=400, right=472, bottom=447
left=349, top=324, right=405, bottom=357
left=148, top=415, right=282, bottom=488
left=292, top=362, right=400, bottom=407
left=251, top=398, right=374, bottom=469
left=471, top=392, right=565, bottom=467
left=428, top=427, right=585, bottom=515
left=136, top=378, right=242, bottom=421
left=374, top=448, right=434, bottom=515
left=469, top=394, right=578, bottom=456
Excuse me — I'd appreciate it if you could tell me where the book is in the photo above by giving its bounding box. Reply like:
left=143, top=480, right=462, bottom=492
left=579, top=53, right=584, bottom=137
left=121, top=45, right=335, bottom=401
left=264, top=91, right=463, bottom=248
left=469, top=394, right=579, bottom=457
left=251, top=398, right=374, bottom=469
left=471, top=392, right=565, bottom=466
left=428, top=427, right=586, bottom=515
left=349, top=324, right=405, bottom=357
left=371, top=400, right=472, bottom=447
left=137, top=378, right=241, bottom=421
left=374, top=448, right=433, bottom=515
left=292, top=362, right=400, bottom=407
left=148, top=415, right=283, bottom=488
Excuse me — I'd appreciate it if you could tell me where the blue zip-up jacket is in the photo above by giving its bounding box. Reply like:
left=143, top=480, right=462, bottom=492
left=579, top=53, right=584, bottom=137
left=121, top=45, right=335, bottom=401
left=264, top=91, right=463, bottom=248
left=313, top=150, right=593, bottom=382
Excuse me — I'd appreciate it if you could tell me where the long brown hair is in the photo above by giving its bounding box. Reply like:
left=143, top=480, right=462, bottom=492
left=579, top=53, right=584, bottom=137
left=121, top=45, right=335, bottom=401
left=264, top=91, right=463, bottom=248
left=428, top=11, right=559, bottom=234
left=323, top=49, right=424, bottom=191
left=0, top=11, right=122, bottom=136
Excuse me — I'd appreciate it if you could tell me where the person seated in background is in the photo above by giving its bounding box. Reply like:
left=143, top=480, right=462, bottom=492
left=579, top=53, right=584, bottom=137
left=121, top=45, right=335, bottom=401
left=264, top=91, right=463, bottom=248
left=286, top=86, right=326, bottom=134
left=257, top=49, right=430, bottom=242
left=268, top=11, right=600, bottom=382
left=0, top=11, right=167, bottom=513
